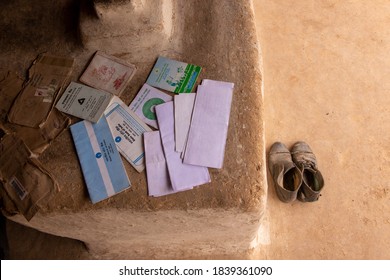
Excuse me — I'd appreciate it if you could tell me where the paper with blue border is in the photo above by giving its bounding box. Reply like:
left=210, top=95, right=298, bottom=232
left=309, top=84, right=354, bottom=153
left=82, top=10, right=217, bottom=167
left=104, top=96, right=152, bottom=172
left=70, top=116, right=130, bottom=204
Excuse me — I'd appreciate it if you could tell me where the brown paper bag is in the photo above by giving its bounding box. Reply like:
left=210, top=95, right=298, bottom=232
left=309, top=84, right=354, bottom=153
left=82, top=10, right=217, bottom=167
left=0, top=182, right=19, bottom=217
left=7, top=108, right=71, bottom=155
left=0, top=70, right=71, bottom=155
left=0, top=72, right=24, bottom=123
left=7, top=54, right=74, bottom=128
left=0, top=128, right=59, bottom=221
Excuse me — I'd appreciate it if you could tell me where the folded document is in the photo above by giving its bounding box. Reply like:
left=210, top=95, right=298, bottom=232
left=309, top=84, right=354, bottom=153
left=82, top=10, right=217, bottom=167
left=155, top=101, right=210, bottom=191
left=144, top=131, right=177, bottom=196
left=56, top=82, right=112, bottom=123
left=104, top=96, right=152, bottom=173
left=184, top=81, right=234, bottom=169
left=70, top=116, right=130, bottom=203
left=174, top=93, right=195, bottom=154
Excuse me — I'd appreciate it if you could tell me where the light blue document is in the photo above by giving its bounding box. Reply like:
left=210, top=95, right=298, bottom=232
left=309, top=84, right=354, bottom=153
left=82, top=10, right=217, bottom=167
left=70, top=116, right=130, bottom=203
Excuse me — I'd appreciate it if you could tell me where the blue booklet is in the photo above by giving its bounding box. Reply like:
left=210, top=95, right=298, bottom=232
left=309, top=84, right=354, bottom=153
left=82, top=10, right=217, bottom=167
left=70, top=116, right=131, bottom=203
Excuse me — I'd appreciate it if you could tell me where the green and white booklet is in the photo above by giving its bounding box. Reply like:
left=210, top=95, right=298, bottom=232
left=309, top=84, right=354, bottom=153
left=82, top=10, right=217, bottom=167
left=146, top=56, right=201, bottom=93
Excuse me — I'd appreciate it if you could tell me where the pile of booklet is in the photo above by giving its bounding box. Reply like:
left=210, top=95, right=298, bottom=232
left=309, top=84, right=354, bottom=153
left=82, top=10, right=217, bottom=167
left=1, top=51, right=234, bottom=212
left=56, top=53, right=234, bottom=202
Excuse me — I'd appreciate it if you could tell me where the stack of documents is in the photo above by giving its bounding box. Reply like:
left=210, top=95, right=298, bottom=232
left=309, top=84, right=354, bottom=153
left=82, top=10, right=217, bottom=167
left=54, top=52, right=234, bottom=201
left=56, top=52, right=151, bottom=203
left=143, top=78, right=234, bottom=197
left=155, top=102, right=210, bottom=191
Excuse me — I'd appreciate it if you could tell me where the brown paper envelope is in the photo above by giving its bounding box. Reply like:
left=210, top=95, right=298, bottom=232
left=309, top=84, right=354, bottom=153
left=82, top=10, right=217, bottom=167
left=0, top=131, right=59, bottom=221
left=7, top=54, right=74, bottom=128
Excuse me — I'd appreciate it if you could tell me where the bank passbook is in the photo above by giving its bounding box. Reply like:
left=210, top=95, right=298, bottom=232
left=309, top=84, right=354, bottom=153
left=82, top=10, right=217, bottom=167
left=70, top=116, right=130, bottom=203
left=104, top=96, right=152, bottom=172
left=56, top=82, right=112, bottom=123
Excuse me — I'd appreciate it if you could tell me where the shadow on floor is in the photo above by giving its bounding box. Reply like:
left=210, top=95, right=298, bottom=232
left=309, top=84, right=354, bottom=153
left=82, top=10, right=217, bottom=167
left=1, top=213, right=91, bottom=260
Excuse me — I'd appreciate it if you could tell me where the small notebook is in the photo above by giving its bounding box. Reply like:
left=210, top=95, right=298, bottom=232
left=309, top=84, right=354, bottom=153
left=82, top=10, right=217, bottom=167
left=129, top=83, right=172, bottom=129
left=104, top=96, right=152, bottom=173
left=146, top=56, right=201, bottom=93
left=80, top=51, right=136, bottom=96
left=70, top=116, right=130, bottom=203
left=56, top=82, right=112, bottom=123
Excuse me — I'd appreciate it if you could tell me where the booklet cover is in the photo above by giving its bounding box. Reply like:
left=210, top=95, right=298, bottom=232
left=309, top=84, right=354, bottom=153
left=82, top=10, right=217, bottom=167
left=129, top=83, right=172, bottom=129
left=70, top=116, right=130, bottom=204
left=146, top=56, right=201, bottom=93
left=80, top=51, right=137, bottom=96
left=56, top=82, right=113, bottom=123
left=104, top=96, right=152, bottom=172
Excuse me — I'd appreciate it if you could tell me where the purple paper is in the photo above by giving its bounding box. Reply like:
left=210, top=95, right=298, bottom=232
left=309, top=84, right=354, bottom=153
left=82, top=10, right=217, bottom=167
left=183, top=82, right=234, bottom=168
left=155, top=101, right=210, bottom=191
left=144, top=131, right=175, bottom=197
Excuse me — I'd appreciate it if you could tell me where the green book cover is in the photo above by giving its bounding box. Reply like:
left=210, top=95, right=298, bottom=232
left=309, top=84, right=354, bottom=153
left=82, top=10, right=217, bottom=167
left=146, top=56, right=202, bottom=93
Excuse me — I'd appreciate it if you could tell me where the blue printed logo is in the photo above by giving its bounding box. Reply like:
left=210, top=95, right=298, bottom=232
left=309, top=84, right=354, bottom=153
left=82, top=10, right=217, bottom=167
left=96, top=152, right=102, bottom=159
left=115, top=136, right=122, bottom=143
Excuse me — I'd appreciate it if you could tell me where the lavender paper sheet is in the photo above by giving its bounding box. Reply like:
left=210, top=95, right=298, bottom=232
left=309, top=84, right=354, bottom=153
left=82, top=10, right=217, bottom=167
left=183, top=82, right=234, bottom=169
left=155, top=101, right=210, bottom=191
left=144, top=131, right=174, bottom=196
left=201, top=79, right=234, bottom=89
left=174, top=93, right=196, bottom=153
left=144, top=131, right=192, bottom=196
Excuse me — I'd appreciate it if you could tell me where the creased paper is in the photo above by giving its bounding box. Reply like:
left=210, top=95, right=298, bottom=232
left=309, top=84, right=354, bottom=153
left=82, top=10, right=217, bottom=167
left=184, top=82, right=234, bottom=168
left=155, top=101, right=210, bottom=191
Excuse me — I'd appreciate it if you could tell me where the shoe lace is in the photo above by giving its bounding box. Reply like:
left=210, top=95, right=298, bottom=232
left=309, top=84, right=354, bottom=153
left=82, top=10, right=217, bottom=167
left=300, top=157, right=315, bottom=169
left=291, top=151, right=316, bottom=170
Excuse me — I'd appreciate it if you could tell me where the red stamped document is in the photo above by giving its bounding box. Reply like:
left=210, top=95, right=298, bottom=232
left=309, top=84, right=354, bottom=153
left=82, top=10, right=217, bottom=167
left=80, top=51, right=136, bottom=96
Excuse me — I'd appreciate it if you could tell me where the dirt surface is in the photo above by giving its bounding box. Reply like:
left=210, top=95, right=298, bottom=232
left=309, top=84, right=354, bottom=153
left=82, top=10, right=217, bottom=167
left=5, top=0, right=389, bottom=260
left=1, top=0, right=266, bottom=259
left=1, top=0, right=264, bottom=214
left=253, top=0, right=390, bottom=259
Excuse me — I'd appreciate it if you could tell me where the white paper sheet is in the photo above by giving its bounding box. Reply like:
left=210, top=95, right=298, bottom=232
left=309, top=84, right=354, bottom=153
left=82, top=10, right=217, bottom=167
left=104, top=96, right=152, bottom=172
left=174, top=93, right=196, bottom=153
left=56, top=82, right=113, bottom=123
left=183, top=82, right=234, bottom=169
left=155, top=101, right=210, bottom=191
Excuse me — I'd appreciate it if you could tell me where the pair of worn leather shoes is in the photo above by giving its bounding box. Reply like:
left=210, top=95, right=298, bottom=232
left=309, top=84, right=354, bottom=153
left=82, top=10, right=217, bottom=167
left=268, top=141, right=324, bottom=203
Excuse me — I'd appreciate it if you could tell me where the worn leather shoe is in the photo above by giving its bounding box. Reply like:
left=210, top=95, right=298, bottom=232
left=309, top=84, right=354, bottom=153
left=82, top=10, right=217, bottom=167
left=291, top=141, right=324, bottom=202
left=268, top=142, right=302, bottom=202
